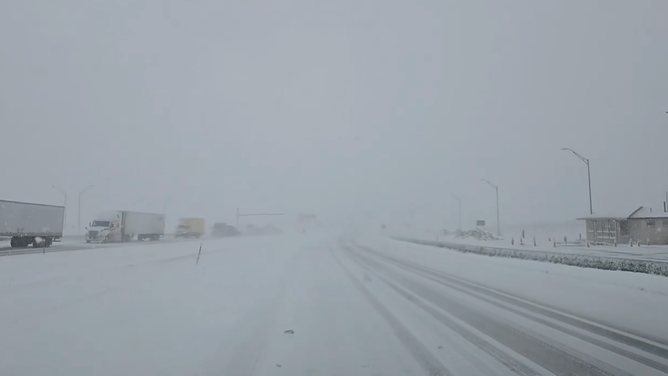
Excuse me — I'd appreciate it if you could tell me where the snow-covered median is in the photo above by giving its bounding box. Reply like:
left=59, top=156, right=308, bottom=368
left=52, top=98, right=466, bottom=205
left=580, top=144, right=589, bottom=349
left=392, top=235, right=668, bottom=277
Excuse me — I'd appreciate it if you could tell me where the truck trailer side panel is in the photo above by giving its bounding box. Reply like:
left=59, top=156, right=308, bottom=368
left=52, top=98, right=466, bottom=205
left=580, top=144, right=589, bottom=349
left=0, top=200, right=64, bottom=237
left=123, top=211, right=165, bottom=240
left=0, top=199, right=65, bottom=248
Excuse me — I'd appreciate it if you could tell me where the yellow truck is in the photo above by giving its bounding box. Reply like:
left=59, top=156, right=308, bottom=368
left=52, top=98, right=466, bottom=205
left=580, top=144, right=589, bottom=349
left=174, top=218, right=206, bottom=238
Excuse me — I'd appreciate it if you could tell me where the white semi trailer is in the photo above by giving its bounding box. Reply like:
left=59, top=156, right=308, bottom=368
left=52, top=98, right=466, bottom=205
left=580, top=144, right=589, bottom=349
left=85, top=211, right=165, bottom=243
left=0, top=199, right=65, bottom=248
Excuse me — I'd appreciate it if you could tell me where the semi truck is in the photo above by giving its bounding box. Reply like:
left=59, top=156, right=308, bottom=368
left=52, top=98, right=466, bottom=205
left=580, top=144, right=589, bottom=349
left=85, top=211, right=165, bottom=243
left=0, top=199, right=65, bottom=248
left=174, top=218, right=205, bottom=238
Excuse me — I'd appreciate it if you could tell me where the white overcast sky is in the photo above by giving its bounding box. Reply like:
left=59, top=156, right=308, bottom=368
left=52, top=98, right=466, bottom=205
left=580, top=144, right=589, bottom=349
left=1, top=0, right=667, bottom=233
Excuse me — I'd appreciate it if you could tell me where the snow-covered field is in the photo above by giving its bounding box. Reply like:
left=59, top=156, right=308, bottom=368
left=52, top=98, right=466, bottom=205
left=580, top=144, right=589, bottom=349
left=1, top=231, right=667, bottom=375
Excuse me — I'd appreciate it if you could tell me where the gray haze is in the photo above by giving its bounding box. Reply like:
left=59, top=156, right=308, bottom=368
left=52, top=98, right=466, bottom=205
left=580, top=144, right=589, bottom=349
left=1, top=0, right=667, bottom=234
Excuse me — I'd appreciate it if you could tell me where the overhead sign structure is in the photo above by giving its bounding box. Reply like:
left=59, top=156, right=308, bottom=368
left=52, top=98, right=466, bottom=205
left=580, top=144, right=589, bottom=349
left=236, top=208, right=285, bottom=227
left=476, top=220, right=486, bottom=227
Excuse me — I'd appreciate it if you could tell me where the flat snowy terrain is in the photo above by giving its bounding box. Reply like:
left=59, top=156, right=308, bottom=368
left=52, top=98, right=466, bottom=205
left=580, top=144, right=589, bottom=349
left=1, top=232, right=668, bottom=375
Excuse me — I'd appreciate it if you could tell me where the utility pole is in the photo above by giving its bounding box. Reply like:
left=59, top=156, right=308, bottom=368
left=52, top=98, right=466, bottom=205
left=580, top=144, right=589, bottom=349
left=562, top=148, right=593, bottom=214
left=52, top=186, right=67, bottom=233
left=163, top=197, right=173, bottom=214
left=481, top=179, right=500, bottom=236
left=78, top=185, right=95, bottom=235
left=452, top=194, right=462, bottom=230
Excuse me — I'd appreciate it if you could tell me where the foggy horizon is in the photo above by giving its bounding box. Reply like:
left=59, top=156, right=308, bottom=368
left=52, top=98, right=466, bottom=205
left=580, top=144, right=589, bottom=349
left=2, top=0, right=667, bottom=234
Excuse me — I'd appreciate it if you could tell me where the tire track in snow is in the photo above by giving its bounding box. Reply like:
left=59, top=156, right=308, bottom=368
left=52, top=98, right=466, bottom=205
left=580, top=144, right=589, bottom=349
left=355, top=242, right=668, bottom=362
left=340, top=242, right=545, bottom=376
left=348, top=240, right=668, bottom=375
left=330, top=246, right=455, bottom=376
left=359, top=244, right=668, bottom=374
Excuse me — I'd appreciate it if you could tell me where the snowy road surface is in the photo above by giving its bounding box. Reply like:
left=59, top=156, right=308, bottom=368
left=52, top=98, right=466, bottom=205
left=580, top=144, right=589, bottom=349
left=1, top=232, right=668, bottom=375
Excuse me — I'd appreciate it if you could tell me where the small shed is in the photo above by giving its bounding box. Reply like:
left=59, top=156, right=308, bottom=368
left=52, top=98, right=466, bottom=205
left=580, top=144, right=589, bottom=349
left=577, top=206, right=668, bottom=245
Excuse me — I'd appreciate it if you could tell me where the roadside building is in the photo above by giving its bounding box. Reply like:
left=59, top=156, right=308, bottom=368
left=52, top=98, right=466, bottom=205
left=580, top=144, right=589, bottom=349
left=577, top=206, right=668, bottom=245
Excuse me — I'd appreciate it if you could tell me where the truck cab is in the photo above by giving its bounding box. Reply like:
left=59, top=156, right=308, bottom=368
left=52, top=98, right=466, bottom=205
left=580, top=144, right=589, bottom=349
left=85, top=211, right=123, bottom=243
left=174, top=223, right=192, bottom=238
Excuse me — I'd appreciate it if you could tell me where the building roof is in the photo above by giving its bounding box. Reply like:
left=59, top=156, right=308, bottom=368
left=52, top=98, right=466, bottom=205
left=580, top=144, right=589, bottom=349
left=576, top=206, right=668, bottom=220
left=629, top=206, right=668, bottom=219
left=576, top=213, right=629, bottom=220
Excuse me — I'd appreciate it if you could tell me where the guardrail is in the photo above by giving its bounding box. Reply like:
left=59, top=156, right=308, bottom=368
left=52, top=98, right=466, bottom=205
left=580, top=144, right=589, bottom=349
left=391, top=235, right=668, bottom=277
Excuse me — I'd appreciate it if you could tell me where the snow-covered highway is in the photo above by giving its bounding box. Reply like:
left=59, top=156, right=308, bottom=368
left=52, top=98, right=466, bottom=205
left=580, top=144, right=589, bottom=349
left=1, top=232, right=668, bottom=375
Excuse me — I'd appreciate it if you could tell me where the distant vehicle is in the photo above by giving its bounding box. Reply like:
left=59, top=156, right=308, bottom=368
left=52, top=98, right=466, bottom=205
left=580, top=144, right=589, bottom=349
left=0, top=199, right=64, bottom=248
left=212, top=222, right=240, bottom=237
left=85, top=211, right=165, bottom=243
left=174, top=218, right=205, bottom=238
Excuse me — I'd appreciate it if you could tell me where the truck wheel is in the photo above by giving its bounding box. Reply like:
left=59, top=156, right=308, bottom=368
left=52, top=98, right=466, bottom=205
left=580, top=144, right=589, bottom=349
left=86, top=240, right=91, bottom=243
left=10, top=237, right=18, bottom=248
left=123, top=235, right=131, bottom=242
left=45, top=238, right=53, bottom=247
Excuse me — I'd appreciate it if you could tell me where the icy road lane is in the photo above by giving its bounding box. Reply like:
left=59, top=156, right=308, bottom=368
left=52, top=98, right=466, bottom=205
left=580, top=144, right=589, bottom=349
left=1, top=233, right=668, bottom=375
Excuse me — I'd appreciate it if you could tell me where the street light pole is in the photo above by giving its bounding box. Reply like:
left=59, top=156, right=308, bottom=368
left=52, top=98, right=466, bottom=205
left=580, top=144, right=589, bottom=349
left=562, top=148, right=593, bottom=215
left=452, top=194, right=462, bottom=231
left=78, top=185, right=95, bottom=235
left=481, top=179, right=500, bottom=236
left=163, top=197, right=174, bottom=215
left=52, top=186, right=67, bottom=233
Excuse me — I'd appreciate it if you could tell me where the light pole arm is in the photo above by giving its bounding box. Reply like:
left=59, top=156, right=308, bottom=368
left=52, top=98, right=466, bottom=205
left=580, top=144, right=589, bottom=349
left=481, top=179, right=498, bottom=190
left=562, top=148, right=589, bottom=165
left=481, top=179, right=501, bottom=236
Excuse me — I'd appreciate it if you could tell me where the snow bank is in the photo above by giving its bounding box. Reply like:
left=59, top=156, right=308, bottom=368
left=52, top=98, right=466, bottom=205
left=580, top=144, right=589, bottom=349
left=392, top=236, right=668, bottom=277
left=453, top=229, right=499, bottom=241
